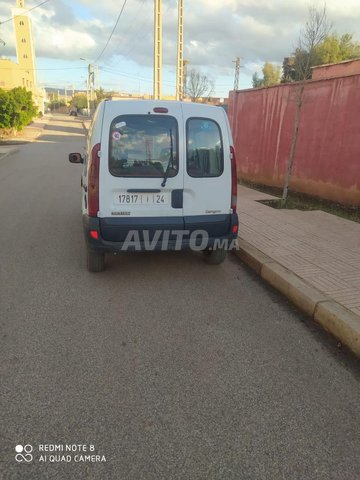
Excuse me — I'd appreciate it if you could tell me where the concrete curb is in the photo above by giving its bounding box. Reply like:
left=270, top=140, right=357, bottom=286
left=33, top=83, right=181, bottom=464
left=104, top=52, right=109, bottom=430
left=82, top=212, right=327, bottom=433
left=0, top=148, right=18, bottom=161
left=82, top=120, right=91, bottom=134
left=234, top=238, right=360, bottom=357
left=20, top=118, right=48, bottom=143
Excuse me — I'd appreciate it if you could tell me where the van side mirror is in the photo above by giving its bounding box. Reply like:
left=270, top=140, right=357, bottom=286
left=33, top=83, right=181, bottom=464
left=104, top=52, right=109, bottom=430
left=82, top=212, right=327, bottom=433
left=69, top=152, right=83, bottom=164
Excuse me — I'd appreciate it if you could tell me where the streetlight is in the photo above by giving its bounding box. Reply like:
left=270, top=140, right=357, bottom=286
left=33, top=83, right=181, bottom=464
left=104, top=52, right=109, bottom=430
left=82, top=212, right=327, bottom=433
left=80, top=58, right=96, bottom=115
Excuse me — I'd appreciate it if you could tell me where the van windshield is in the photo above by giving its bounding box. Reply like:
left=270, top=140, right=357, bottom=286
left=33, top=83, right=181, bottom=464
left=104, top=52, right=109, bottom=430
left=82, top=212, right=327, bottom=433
left=109, top=115, right=179, bottom=178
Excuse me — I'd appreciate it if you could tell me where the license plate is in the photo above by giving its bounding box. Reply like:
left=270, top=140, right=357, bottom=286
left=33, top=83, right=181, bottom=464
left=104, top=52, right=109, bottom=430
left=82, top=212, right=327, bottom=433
left=114, top=193, right=169, bottom=205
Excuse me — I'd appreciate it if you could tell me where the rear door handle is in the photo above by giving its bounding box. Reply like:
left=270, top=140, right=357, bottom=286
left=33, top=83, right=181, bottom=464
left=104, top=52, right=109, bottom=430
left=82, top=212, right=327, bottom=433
left=127, top=189, right=161, bottom=193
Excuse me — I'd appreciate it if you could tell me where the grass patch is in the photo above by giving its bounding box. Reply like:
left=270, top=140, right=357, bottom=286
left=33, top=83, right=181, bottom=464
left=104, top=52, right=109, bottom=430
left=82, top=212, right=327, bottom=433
left=240, top=180, right=360, bottom=223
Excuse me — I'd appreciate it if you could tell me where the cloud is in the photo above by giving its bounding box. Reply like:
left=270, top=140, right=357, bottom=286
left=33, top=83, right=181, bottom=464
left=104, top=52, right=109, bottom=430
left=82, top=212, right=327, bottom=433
left=0, top=0, right=359, bottom=92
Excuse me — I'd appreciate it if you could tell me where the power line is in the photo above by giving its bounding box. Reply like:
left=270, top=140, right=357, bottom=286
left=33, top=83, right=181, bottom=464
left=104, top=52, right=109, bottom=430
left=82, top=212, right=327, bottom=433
left=108, top=0, right=146, bottom=58
left=101, top=67, right=154, bottom=84
left=101, top=66, right=176, bottom=87
left=101, top=0, right=169, bottom=68
left=117, top=0, right=172, bottom=63
left=94, top=0, right=128, bottom=64
left=0, top=66, right=86, bottom=71
left=0, top=0, right=53, bottom=25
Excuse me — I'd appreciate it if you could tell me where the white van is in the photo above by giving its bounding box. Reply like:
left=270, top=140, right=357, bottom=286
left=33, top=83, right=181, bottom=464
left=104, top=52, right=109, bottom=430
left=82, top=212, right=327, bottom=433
left=69, top=100, right=238, bottom=272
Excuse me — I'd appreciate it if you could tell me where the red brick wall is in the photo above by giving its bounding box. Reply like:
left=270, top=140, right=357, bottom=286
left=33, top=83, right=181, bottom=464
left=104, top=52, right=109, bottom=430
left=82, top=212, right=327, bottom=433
left=228, top=76, right=360, bottom=205
left=312, top=59, right=360, bottom=80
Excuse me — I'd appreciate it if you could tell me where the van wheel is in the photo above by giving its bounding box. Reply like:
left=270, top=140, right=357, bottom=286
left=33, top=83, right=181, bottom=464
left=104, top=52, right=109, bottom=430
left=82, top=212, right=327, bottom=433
left=203, top=247, right=227, bottom=265
left=87, top=250, right=105, bottom=272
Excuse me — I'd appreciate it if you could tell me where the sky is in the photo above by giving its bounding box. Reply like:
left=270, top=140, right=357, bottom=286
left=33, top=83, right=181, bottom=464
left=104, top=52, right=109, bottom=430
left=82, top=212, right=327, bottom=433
left=0, top=0, right=360, bottom=97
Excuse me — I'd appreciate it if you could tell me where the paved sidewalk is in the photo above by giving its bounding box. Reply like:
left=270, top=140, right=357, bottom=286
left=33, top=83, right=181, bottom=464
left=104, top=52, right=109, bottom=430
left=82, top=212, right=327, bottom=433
left=0, top=115, right=50, bottom=144
left=0, top=115, right=51, bottom=161
left=236, top=185, right=360, bottom=355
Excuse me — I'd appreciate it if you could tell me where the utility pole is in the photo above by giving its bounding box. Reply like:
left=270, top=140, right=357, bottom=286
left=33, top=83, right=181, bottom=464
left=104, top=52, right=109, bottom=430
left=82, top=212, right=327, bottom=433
left=96, top=64, right=100, bottom=90
left=81, top=58, right=95, bottom=114
left=233, top=57, right=241, bottom=90
left=176, top=0, right=184, bottom=101
left=88, top=63, right=95, bottom=114
left=85, top=79, right=90, bottom=116
left=153, top=0, right=162, bottom=100
left=0, top=7, right=6, bottom=50
left=183, top=59, right=189, bottom=98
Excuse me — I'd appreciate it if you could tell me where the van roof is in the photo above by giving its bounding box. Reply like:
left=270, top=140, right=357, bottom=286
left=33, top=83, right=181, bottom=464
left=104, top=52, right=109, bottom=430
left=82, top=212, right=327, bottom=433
left=102, top=99, right=221, bottom=114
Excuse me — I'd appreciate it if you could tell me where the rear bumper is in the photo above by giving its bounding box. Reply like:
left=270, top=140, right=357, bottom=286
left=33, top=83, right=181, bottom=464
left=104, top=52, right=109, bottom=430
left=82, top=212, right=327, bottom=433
left=83, top=213, right=239, bottom=253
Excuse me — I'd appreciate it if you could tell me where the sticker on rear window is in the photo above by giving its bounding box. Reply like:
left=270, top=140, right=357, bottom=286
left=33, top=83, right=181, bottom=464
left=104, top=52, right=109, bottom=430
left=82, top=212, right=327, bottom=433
left=112, top=131, right=121, bottom=141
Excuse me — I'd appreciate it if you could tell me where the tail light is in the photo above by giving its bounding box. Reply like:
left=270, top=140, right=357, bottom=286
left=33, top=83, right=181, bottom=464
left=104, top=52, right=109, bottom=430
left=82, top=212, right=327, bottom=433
left=89, top=230, right=99, bottom=240
left=230, top=146, right=237, bottom=213
left=88, top=143, right=101, bottom=217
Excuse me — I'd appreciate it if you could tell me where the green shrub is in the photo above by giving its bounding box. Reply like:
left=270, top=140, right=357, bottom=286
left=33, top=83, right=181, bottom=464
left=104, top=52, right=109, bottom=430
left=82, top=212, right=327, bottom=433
left=0, top=88, right=14, bottom=129
left=48, top=99, right=67, bottom=111
left=71, top=93, right=87, bottom=109
left=0, top=87, right=38, bottom=131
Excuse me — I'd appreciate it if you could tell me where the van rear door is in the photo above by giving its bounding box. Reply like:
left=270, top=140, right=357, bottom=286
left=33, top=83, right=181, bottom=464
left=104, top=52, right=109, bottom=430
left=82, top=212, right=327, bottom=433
left=182, top=106, right=232, bottom=238
left=98, top=101, right=185, bottom=243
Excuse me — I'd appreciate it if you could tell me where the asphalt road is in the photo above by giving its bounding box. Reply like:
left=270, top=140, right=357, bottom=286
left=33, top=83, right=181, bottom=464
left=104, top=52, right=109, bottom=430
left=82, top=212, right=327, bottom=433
left=1, top=115, right=359, bottom=480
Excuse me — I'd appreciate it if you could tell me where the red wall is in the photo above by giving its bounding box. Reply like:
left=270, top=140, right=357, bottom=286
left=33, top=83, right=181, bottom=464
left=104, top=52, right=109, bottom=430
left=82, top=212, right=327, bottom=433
left=312, top=59, right=360, bottom=80
left=228, top=75, right=360, bottom=205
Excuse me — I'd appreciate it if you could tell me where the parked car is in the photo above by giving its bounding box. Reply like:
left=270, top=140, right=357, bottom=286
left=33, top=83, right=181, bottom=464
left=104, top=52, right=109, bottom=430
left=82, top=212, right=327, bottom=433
left=69, top=100, right=238, bottom=272
left=69, top=108, right=78, bottom=116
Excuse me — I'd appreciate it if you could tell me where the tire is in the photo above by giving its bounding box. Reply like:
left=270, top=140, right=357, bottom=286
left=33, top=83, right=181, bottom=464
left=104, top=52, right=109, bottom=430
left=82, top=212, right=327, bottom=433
left=203, top=247, right=227, bottom=265
left=87, top=250, right=105, bottom=272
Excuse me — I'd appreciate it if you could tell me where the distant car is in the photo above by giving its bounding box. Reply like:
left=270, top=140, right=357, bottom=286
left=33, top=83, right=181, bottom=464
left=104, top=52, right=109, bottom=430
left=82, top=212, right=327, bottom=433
left=69, top=108, right=78, bottom=116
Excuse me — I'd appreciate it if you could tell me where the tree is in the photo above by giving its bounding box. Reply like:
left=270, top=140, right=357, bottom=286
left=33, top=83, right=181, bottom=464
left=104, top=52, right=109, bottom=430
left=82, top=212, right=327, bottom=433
left=314, top=33, right=360, bottom=65
left=10, top=87, right=37, bottom=129
left=0, top=87, right=37, bottom=131
left=185, top=69, right=214, bottom=102
left=48, top=99, right=67, bottom=111
left=0, top=88, right=14, bottom=129
left=252, top=72, right=263, bottom=88
left=282, top=33, right=360, bottom=82
left=262, top=62, right=281, bottom=86
left=252, top=62, right=281, bottom=88
left=281, top=5, right=331, bottom=207
left=282, top=57, right=296, bottom=83
left=94, top=88, right=115, bottom=107
left=95, top=88, right=112, bottom=102
left=71, top=93, right=88, bottom=110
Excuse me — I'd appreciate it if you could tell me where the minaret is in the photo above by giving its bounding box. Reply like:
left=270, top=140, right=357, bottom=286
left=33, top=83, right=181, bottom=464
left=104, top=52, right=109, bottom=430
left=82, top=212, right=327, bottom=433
left=12, top=0, right=37, bottom=92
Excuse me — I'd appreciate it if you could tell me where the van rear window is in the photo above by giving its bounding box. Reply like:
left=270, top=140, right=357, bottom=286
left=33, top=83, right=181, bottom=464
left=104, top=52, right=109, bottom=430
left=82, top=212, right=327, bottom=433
left=109, top=115, right=178, bottom=178
left=186, top=118, right=223, bottom=177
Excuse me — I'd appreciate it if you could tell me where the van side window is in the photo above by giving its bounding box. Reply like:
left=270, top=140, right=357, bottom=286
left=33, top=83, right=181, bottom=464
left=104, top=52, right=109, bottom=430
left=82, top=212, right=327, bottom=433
left=186, top=118, right=223, bottom=177
left=109, top=115, right=179, bottom=178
